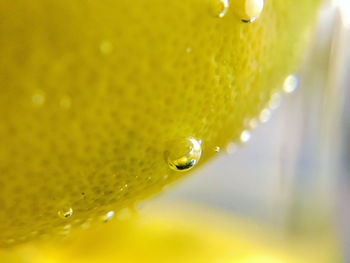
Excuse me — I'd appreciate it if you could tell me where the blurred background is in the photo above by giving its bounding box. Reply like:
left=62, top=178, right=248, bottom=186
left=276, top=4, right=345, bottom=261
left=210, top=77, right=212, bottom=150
left=139, top=0, right=350, bottom=261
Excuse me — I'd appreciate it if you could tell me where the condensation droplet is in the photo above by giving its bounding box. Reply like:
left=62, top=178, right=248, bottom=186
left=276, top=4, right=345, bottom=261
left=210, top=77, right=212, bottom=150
left=100, top=40, right=113, bottom=55
left=226, top=142, right=237, bottom=154
left=269, top=93, right=282, bottom=110
left=249, top=118, right=259, bottom=129
left=104, top=211, right=115, bottom=222
left=58, top=207, right=73, bottom=219
left=32, top=92, right=45, bottom=106
left=259, top=108, right=271, bottom=123
left=240, top=130, right=251, bottom=143
left=167, top=138, right=202, bottom=172
left=216, top=0, right=230, bottom=18
left=283, top=74, right=299, bottom=93
left=214, top=146, right=221, bottom=152
left=239, top=0, right=265, bottom=23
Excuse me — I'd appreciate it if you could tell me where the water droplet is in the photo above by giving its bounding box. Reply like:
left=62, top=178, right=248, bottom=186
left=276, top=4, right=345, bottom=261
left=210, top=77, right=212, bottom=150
left=166, top=138, right=202, bottom=172
left=214, top=146, right=221, bottom=152
left=283, top=74, right=299, bottom=93
left=100, top=40, right=113, bottom=55
left=104, top=211, right=115, bottom=222
left=249, top=118, right=259, bottom=129
left=216, top=0, right=230, bottom=18
left=238, top=0, right=265, bottom=23
left=32, top=92, right=45, bottom=106
left=240, top=130, right=251, bottom=143
left=226, top=142, right=237, bottom=154
left=268, top=93, right=282, bottom=110
left=259, top=108, right=271, bottom=123
left=58, top=208, right=73, bottom=219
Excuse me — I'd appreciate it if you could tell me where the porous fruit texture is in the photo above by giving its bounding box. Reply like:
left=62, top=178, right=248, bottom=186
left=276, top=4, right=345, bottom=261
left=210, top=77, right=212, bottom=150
left=0, top=0, right=320, bottom=246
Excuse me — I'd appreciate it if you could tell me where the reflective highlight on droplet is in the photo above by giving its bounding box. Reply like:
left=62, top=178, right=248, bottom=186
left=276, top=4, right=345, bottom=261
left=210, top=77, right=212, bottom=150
left=283, top=74, right=299, bottom=93
left=269, top=93, right=282, bottom=110
left=240, top=130, right=251, bottom=143
left=217, top=0, right=230, bottom=18
left=58, top=208, right=73, bottom=219
left=167, top=138, right=202, bottom=172
left=240, top=0, right=265, bottom=23
left=259, top=108, right=271, bottom=123
left=104, top=211, right=115, bottom=222
left=214, top=146, right=221, bottom=153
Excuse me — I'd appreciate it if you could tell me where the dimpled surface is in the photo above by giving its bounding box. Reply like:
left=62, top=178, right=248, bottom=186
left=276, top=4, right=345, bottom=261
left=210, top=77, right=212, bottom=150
left=0, top=0, right=320, bottom=246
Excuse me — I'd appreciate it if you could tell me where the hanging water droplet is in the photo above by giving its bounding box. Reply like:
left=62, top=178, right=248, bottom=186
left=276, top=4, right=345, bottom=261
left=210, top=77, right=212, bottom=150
left=268, top=93, right=282, bottom=110
left=259, top=108, right=271, bottom=123
left=249, top=118, right=259, bottom=129
left=240, top=130, right=251, bottom=143
left=226, top=142, right=237, bottom=154
left=214, top=146, right=221, bottom=153
left=236, top=0, right=265, bottom=23
left=283, top=74, right=299, bottom=93
left=104, top=211, right=115, bottom=222
left=216, top=0, right=230, bottom=18
left=166, top=138, right=202, bottom=172
left=58, top=207, right=73, bottom=219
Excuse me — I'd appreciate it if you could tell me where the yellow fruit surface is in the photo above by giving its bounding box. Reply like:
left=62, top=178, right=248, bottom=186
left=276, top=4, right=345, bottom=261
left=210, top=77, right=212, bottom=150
left=0, top=0, right=320, bottom=246
left=0, top=204, right=342, bottom=263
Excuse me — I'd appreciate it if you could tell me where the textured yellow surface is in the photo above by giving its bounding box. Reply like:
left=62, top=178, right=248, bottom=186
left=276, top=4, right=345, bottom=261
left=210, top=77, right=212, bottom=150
left=0, top=204, right=342, bottom=263
left=0, top=0, right=320, bottom=246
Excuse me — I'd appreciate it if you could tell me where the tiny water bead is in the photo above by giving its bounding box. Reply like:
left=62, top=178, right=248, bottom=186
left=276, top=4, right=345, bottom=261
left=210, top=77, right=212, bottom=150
left=234, top=0, right=265, bottom=23
left=283, top=74, right=299, bottom=93
left=58, top=208, right=73, bottom=219
left=249, top=118, right=259, bottom=129
left=259, top=108, right=271, bottom=123
left=240, top=130, right=251, bottom=143
left=217, top=0, right=230, bottom=18
left=104, top=211, right=115, bottom=222
left=268, top=93, right=282, bottom=110
left=166, top=138, right=202, bottom=172
left=226, top=142, right=237, bottom=154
